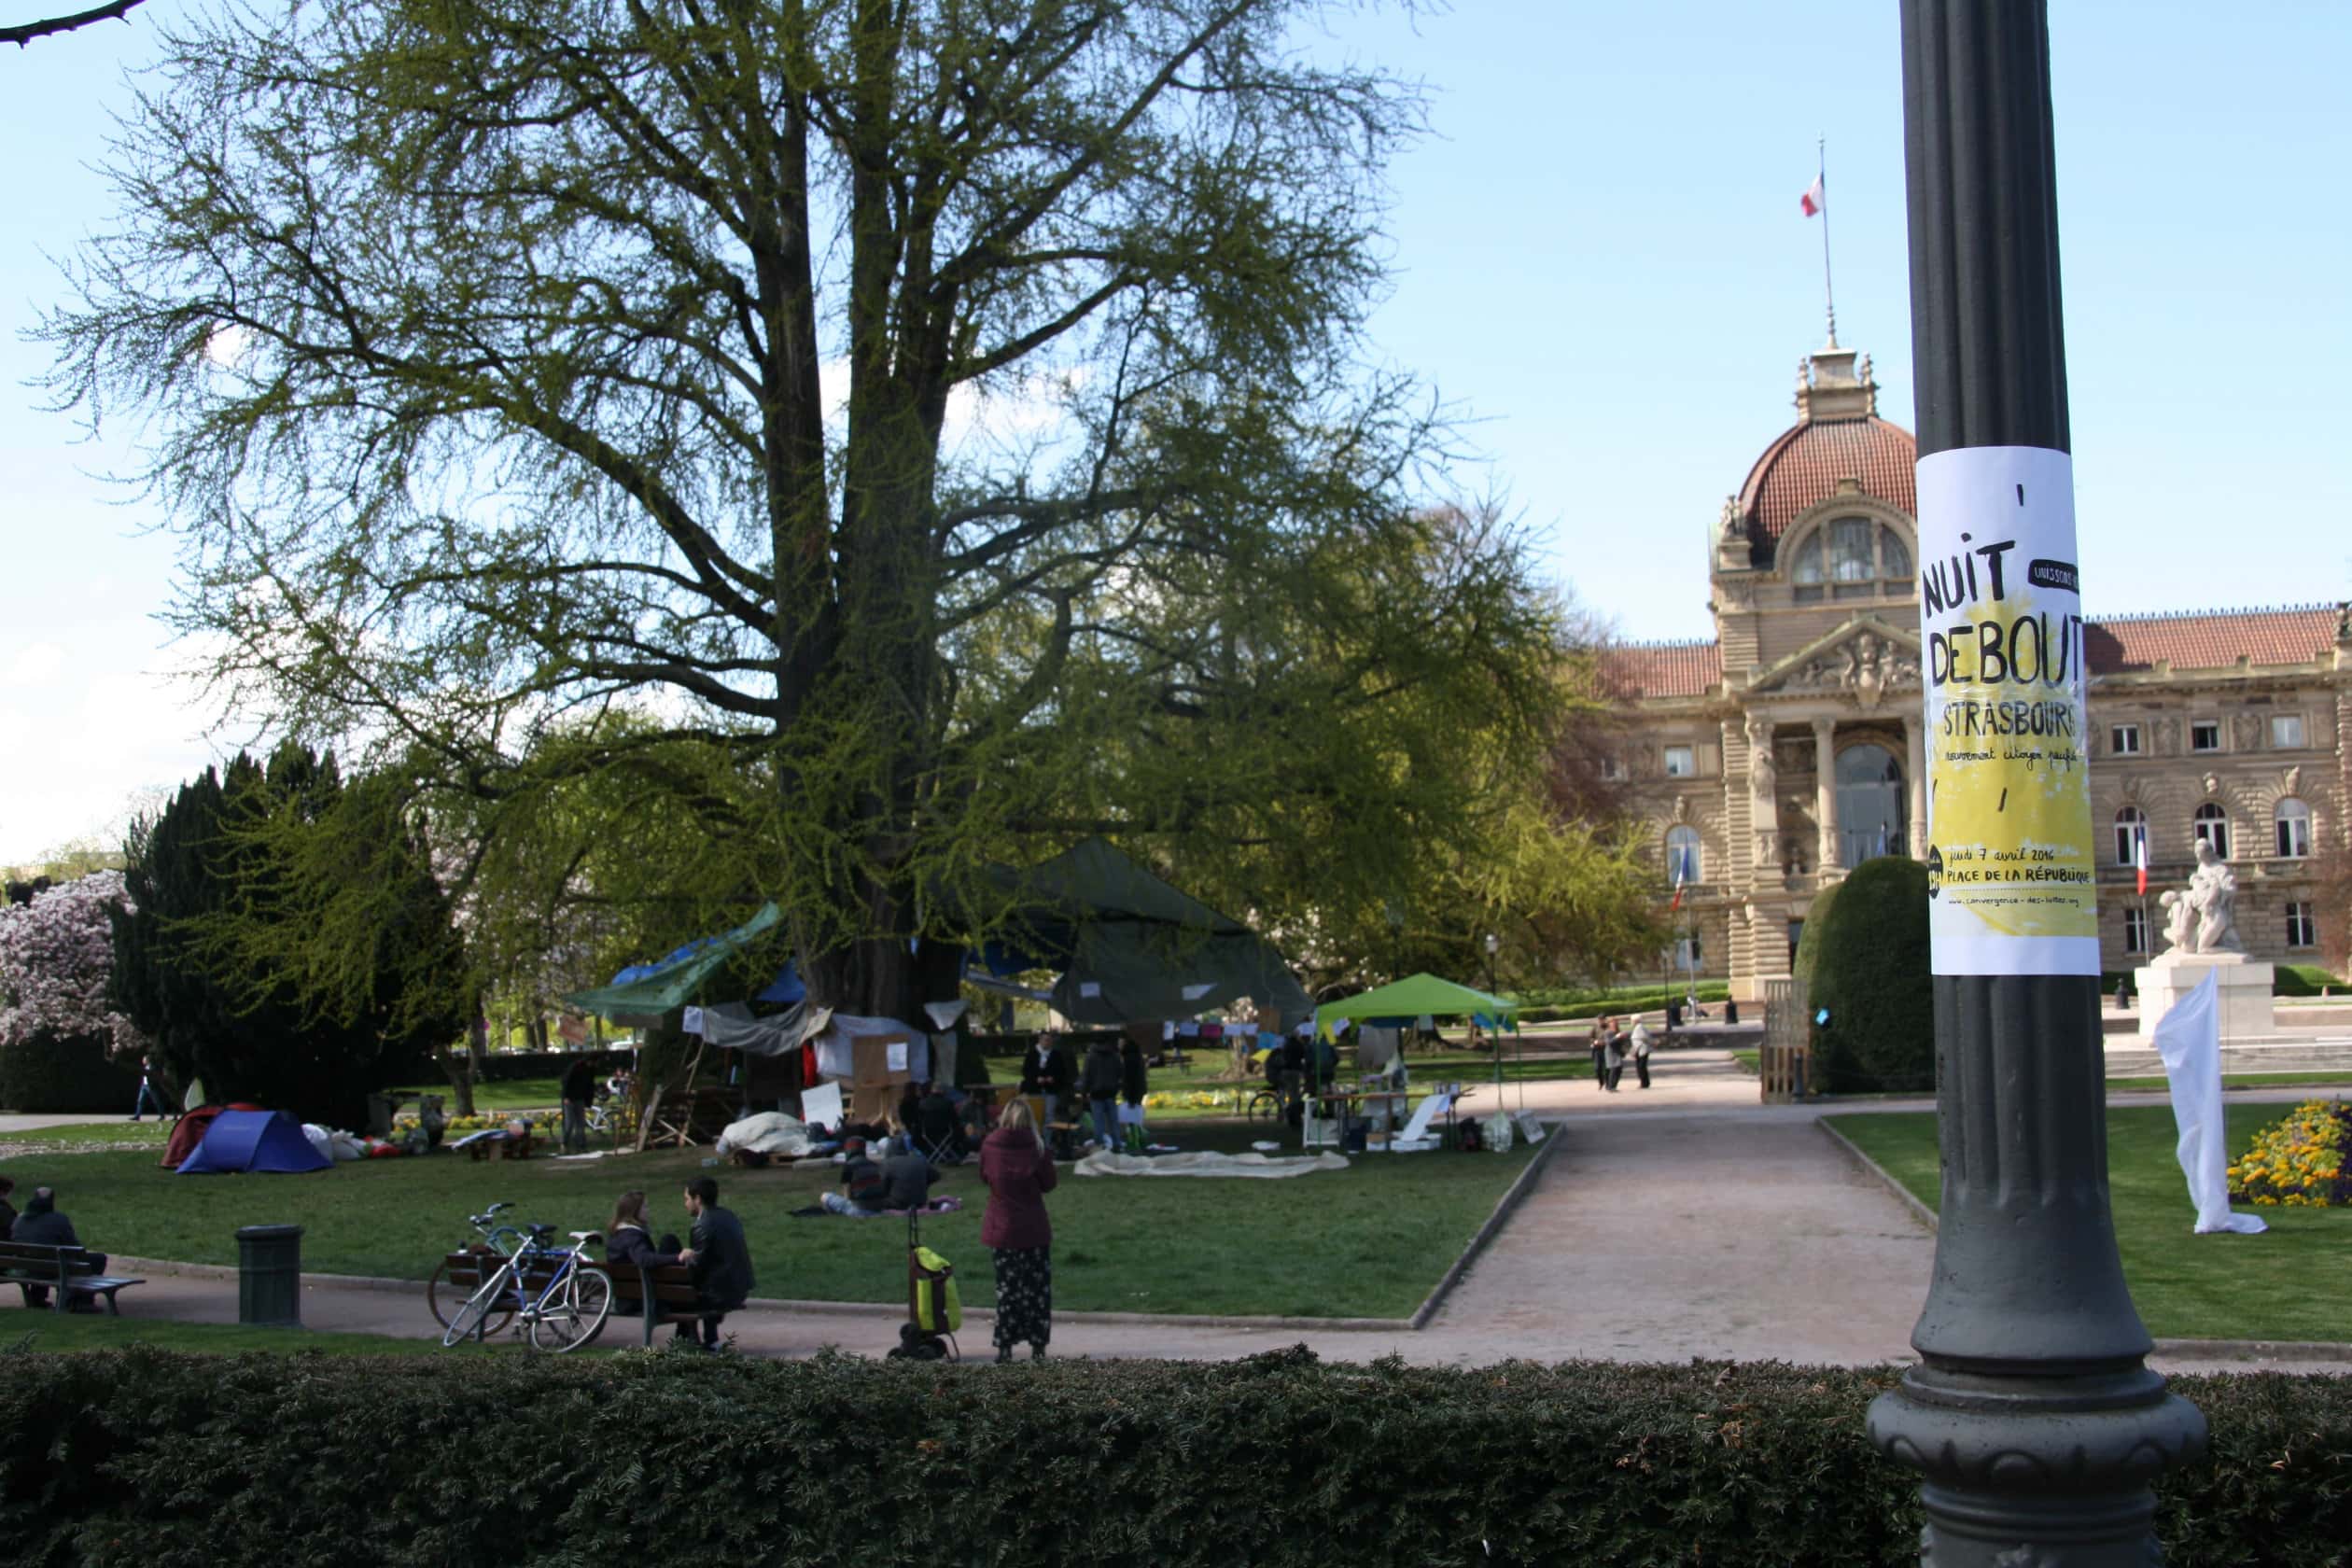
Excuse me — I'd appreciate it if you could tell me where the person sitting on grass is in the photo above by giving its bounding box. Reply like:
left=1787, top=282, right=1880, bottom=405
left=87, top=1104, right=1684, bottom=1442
left=880, top=1134, right=940, bottom=1211
left=822, top=1137, right=891, bottom=1216
left=673, top=1176, right=752, bottom=1351
left=12, top=1186, right=105, bottom=1311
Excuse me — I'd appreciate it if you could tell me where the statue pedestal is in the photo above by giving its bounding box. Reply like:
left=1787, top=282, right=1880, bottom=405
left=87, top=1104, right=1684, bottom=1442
left=2135, top=950, right=2275, bottom=1043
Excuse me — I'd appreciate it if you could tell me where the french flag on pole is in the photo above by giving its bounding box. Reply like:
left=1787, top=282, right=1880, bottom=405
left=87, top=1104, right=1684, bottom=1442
left=2135, top=833, right=2149, bottom=897
left=1800, top=175, right=1824, bottom=217
left=1670, top=863, right=1687, bottom=912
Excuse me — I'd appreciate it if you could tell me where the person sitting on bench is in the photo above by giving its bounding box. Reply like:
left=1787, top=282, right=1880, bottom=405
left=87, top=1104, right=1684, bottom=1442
left=0, top=1176, right=16, bottom=1238
left=604, top=1189, right=682, bottom=1270
left=673, top=1176, right=752, bottom=1351
left=914, top=1081, right=964, bottom=1161
left=12, top=1186, right=105, bottom=1311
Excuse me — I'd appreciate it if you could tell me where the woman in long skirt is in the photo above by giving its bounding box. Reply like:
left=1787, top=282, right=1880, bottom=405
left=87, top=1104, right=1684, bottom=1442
left=979, top=1098, right=1060, bottom=1361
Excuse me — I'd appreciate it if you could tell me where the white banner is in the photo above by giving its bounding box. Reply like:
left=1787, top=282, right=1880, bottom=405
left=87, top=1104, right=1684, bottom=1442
left=2151, top=971, right=2267, bottom=1235
left=1917, top=445, right=2100, bottom=976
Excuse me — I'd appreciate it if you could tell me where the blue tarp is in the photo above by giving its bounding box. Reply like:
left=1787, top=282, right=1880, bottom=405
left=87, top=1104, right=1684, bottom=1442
left=177, top=1110, right=333, bottom=1175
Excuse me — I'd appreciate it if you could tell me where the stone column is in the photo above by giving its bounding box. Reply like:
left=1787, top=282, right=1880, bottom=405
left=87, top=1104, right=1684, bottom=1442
left=1904, top=715, right=1928, bottom=857
left=1813, top=716, right=1840, bottom=870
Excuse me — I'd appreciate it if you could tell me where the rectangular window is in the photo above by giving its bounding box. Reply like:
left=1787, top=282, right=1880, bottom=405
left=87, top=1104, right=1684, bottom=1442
left=1674, top=935, right=1703, bottom=972
left=1599, top=756, right=1626, bottom=782
left=2123, top=905, right=2149, bottom=956
left=2287, top=902, right=2317, bottom=949
left=2191, top=720, right=2221, bottom=752
left=1663, top=745, right=1695, bottom=777
left=1787, top=919, right=1804, bottom=968
left=2109, top=723, right=2141, bottom=755
left=2273, top=714, right=2305, bottom=749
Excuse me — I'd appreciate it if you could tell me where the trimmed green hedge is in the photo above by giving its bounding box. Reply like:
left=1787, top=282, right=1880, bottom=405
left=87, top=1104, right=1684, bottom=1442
left=0, top=1029, right=142, bottom=1113
left=1806, top=859, right=1932, bottom=1094
left=1, top=1350, right=2345, bottom=1566
left=2275, top=964, right=2347, bottom=998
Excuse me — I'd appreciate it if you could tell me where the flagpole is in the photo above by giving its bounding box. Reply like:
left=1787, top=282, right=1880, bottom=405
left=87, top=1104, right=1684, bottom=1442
left=1818, top=135, right=1838, bottom=345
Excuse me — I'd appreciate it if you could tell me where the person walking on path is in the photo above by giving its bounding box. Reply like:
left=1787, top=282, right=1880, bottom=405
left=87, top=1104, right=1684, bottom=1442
left=674, top=1176, right=753, bottom=1351
left=129, top=1056, right=169, bottom=1122
left=1589, top=1017, right=1613, bottom=1090
left=1630, top=1020, right=1655, bottom=1089
left=1118, top=1036, right=1150, bottom=1153
left=979, top=1098, right=1059, bottom=1363
left=1603, top=1027, right=1626, bottom=1093
left=559, top=1056, right=597, bottom=1153
left=1081, top=1035, right=1123, bottom=1153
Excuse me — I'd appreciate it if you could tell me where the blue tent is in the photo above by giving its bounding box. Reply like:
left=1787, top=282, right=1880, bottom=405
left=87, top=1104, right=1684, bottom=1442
left=177, top=1110, right=333, bottom=1175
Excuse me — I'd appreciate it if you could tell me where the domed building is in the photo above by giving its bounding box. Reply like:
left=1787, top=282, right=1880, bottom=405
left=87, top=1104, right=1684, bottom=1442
left=1604, top=337, right=2350, bottom=998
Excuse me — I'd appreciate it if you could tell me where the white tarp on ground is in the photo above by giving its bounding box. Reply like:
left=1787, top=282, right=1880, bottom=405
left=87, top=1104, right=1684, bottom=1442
left=1072, top=1150, right=1349, bottom=1179
left=2152, top=969, right=2267, bottom=1235
left=715, top=1112, right=815, bottom=1158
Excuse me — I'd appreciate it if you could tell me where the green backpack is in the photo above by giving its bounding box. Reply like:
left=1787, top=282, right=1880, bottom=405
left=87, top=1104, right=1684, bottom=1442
left=912, top=1246, right=961, bottom=1335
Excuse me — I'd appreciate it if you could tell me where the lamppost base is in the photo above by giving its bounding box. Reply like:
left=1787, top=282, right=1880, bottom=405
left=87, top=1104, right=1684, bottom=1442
left=1869, top=1364, right=2207, bottom=1566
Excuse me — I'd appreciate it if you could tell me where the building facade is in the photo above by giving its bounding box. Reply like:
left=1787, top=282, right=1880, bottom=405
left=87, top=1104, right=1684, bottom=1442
left=1605, top=338, right=2351, bottom=999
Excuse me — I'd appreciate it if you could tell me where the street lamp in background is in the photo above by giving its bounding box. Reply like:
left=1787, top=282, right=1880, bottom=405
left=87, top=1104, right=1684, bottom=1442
left=1869, top=5, right=2203, bottom=1562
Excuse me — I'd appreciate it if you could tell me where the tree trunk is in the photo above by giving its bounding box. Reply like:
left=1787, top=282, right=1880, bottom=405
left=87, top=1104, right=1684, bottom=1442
left=436, top=1045, right=477, bottom=1117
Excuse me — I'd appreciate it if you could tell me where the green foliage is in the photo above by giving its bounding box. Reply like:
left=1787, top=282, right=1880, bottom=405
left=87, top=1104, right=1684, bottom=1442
left=1792, top=880, right=1839, bottom=987
left=2274, top=964, right=2346, bottom=997
left=1512, top=980, right=1732, bottom=1013
left=43, top=0, right=1604, bottom=1022
left=1806, top=860, right=1932, bottom=1094
left=109, top=747, right=469, bottom=1129
left=0, top=1030, right=140, bottom=1113
left=0, top=1351, right=2340, bottom=1566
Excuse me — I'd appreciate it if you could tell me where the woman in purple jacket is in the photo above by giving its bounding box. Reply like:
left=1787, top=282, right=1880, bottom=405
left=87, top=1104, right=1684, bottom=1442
left=979, top=1098, right=1059, bottom=1363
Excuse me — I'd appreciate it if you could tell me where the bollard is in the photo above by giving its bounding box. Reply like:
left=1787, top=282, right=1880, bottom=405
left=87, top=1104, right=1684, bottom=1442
left=234, top=1224, right=303, bottom=1327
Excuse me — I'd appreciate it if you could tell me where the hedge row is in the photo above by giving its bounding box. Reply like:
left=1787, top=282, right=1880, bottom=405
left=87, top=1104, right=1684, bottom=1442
left=2, top=1350, right=2346, bottom=1566
left=0, top=1029, right=142, bottom=1113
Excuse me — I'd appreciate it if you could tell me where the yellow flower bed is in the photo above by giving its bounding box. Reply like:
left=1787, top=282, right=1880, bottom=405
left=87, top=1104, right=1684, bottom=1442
left=2228, top=1099, right=2352, bottom=1207
left=1141, top=1090, right=1243, bottom=1111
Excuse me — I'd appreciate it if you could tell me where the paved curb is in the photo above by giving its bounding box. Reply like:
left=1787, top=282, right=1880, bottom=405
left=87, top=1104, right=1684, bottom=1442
left=1407, top=1122, right=1566, bottom=1330
left=1812, top=1117, right=1939, bottom=1234
left=1810, top=1121, right=2352, bottom=1366
left=110, top=1257, right=1415, bottom=1334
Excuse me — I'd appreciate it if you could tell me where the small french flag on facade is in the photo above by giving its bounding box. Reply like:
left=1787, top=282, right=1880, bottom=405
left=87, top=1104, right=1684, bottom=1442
left=2135, top=833, right=2149, bottom=898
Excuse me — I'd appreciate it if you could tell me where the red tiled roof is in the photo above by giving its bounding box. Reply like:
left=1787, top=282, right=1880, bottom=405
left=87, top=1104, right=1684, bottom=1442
left=2084, top=605, right=2343, bottom=675
left=1737, top=415, right=1917, bottom=544
left=1604, top=641, right=1723, bottom=700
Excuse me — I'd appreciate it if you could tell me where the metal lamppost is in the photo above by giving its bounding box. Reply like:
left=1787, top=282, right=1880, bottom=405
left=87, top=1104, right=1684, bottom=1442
left=1483, top=931, right=1504, bottom=1106
left=1868, top=5, right=2204, bottom=1563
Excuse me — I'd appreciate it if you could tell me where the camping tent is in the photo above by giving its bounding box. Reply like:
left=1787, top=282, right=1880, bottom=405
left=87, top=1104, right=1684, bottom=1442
left=177, top=1109, right=334, bottom=1174
left=970, top=838, right=1313, bottom=1026
left=1313, top=973, right=1517, bottom=1038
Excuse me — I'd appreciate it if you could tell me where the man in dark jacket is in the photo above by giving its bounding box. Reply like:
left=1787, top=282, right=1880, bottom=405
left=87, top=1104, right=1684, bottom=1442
left=1080, top=1036, right=1123, bottom=1152
left=880, top=1136, right=940, bottom=1211
left=13, top=1187, right=105, bottom=1310
left=1016, top=1032, right=1074, bottom=1128
left=559, top=1057, right=598, bottom=1154
left=675, top=1176, right=753, bottom=1351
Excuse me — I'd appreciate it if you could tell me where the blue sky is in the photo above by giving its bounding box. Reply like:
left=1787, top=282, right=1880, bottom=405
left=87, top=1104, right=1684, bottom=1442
left=3, top=1, right=2346, bottom=863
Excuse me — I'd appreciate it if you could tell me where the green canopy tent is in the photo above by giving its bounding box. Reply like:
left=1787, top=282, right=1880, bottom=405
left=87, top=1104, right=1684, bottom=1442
left=1315, top=973, right=1519, bottom=1125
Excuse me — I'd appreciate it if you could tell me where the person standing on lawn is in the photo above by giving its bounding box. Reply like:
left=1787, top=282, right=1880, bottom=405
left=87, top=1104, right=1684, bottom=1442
left=674, top=1176, right=753, bottom=1351
left=979, top=1098, right=1058, bottom=1363
left=1118, top=1036, right=1150, bottom=1152
left=1018, top=1031, right=1074, bottom=1131
left=559, top=1055, right=597, bottom=1153
left=1630, top=1019, right=1655, bottom=1089
left=1081, top=1035, right=1123, bottom=1153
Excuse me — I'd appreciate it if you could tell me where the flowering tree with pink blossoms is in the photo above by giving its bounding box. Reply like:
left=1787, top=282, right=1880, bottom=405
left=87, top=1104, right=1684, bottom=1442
left=0, top=871, right=150, bottom=1062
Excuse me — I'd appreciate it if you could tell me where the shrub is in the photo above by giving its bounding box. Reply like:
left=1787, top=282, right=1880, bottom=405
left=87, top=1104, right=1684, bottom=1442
left=1791, top=879, right=1839, bottom=987
left=1805, top=858, right=1932, bottom=1094
left=0, top=1029, right=142, bottom=1113
left=0, top=1351, right=2342, bottom=1567
left=2229, top=1099, right=2352, bottom=1207
left=2275, top=964, right=2346, bottom=998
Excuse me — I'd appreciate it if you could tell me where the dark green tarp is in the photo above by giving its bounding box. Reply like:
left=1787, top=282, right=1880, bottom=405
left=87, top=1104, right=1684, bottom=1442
left=564, top=903, right=783, bottom=1016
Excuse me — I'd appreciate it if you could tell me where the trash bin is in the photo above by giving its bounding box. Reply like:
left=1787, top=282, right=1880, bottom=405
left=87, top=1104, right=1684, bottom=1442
left=235, top=1225, right=303, bottom=1327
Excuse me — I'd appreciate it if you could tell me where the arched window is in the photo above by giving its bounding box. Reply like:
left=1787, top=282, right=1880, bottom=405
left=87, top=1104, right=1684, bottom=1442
left=2193, top=802, right=2230, bottom=861
left=2275, top=797, right=2313, bottom=859
left=1665, top=824, right=1702, bottom=885
left=2113, top=805, right=2147, bottom=867
left=1835, top=742, right=1907, bottom=864
left=1789, top=515, right=1914, bottom=602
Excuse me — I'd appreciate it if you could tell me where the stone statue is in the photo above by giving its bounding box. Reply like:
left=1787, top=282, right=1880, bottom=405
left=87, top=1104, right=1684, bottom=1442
left=1745, top=716, right=1779, bottom=866
left=1719, top=494, right=1744, bottom=540
left=2185, top=840, right=2244, bottom=954
left=1853, top=632, right=1885, bottom=708
left=2157, top=889, right=2197, bottom=954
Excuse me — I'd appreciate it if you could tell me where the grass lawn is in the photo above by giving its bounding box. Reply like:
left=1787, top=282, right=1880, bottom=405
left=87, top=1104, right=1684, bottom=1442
left=1731, top=1049, right=1759, bottom=1075
left=1829, top=1103, right=2351, bottom=1342
left=0, top=1314, right=512, bottom=1357
left=2104, top=1072, right=2352, bottom=1094
left=0, top=1119, right=1536, bottom=1321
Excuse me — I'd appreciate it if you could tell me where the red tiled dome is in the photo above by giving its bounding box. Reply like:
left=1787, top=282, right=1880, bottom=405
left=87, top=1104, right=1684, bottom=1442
left=1736, top=415, right=1917, bottom=548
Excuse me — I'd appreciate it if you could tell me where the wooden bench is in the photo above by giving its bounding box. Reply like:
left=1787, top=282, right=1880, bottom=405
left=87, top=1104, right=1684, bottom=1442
left=0, top=1239, right=146, bottom=1315
left=439, top=1250, right=703, bottom=1347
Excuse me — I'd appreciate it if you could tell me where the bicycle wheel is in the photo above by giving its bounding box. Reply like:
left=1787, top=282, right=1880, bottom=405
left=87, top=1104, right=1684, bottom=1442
left=427, top=1252, right=519, bottom=1336
left=442, top=1261, right=517, bottom=1348
left=1245, top=1090, right=1279, bottom=1123
left=528, top=1267, right=611, bottom=1352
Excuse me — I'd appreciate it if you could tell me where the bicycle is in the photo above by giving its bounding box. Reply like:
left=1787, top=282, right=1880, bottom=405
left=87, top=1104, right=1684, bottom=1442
left=426, top=1202, right=527, bottom=1333
left=441, top=1222, right=611, bottom=1352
